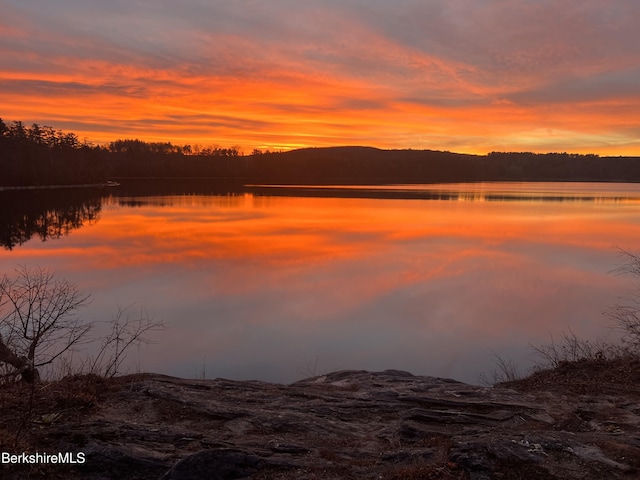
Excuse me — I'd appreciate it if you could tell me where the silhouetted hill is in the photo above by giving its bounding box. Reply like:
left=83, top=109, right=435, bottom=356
left=245, top=147, right=640, bottom=184
left=246, top=146, right=481, bottom=184
left=3, top=117, right=640, bottom=186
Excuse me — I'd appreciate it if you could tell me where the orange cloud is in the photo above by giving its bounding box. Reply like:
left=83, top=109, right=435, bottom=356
left=2, top=1, right=640, bottom=154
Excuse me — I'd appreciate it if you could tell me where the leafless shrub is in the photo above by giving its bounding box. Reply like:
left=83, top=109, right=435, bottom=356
left=607, top=304, right=640, bottom=354
left=193, top=355, right=207, bottom=379
left=526, top=248, right=640, bottom=371
left=612, top=247, right=640, bottom=278
left=604, top=248, right=640, bottom=355
left=0, top=267, right=164, bottom=384
left=479, top=352, right=523, bottom=386
left=529, top=329, right=620, bottom=370
left=89, top=305, right=164, bottom=378
left=298, top=355, right=321, bottom=378
left=481, top=249, right=640, bottom=384
left=0, top=266, right=91, bottom=383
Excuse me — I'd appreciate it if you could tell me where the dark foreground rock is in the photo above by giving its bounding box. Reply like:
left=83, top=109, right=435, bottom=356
left=1, top=364, right=640, bottom=479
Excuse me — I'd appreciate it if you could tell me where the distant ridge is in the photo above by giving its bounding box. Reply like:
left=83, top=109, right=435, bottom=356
left=2, top=117, right=640, bottom=186
left=246, top=146, right=640, bottom=184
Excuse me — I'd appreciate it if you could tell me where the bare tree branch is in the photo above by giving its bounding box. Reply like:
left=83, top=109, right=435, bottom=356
left=0, top=266, right=91, bottom=382
left=89, top=305, right=164, bottom=377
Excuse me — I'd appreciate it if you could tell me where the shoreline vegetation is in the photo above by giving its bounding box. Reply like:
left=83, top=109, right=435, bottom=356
left=2, top=117, right=640, bottom=189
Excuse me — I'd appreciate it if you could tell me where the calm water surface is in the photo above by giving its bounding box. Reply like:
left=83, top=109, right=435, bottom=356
left=2, top=181, right=640, bottom=384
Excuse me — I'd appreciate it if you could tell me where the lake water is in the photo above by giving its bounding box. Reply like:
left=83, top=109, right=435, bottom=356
left=2, top=181, right=640, bottom=384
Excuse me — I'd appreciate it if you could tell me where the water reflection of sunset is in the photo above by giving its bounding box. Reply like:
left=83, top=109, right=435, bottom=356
left=90, top=193, right=640, bottom=269
left=1, top=183, right=638, bottom=383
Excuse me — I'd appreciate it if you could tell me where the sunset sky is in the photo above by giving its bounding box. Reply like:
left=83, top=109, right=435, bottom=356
left=2, top=1, right=640, bottom=154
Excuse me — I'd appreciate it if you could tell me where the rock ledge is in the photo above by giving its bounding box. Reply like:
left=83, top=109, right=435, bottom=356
left=1, top=367, right=639, bottom=479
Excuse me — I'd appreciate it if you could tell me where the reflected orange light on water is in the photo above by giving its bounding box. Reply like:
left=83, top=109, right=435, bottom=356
left=2, top=184, right=639, bottom=383
left=13, top=191, right=639, bottom=278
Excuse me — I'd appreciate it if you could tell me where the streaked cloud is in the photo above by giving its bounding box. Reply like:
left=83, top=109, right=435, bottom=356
left=1, top=0, right=639, bottom=153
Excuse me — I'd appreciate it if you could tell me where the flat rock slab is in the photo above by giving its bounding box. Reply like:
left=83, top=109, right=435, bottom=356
left=2, top=369, right=639, bottom=479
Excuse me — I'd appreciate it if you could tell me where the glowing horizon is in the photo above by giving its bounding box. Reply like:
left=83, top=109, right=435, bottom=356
left=2, top=1, right=640, bottom=155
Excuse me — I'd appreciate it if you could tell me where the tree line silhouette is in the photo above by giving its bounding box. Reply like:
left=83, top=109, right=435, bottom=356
left=0, top=119, right=107, bottom=186
left=2, top=117, right=640, bottom=187
left=0, top=119, right=243, bottom=186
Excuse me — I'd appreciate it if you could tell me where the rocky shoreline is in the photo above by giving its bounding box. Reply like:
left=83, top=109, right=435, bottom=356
left=1, top=361, right=639, bottom=479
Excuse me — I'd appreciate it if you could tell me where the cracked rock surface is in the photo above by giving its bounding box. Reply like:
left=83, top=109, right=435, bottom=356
left=1, top=363, right=639, bottom=479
